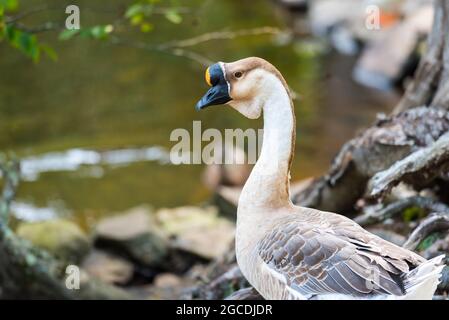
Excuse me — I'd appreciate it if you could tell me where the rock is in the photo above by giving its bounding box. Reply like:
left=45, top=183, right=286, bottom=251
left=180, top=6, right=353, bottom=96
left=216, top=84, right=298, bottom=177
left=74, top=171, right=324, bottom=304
left=150, top=273, right=194, bottom=299
left=127, top=272, right=195, bottom=299
left=155, top=206, right=235, bottom=260
left=16, top=219, right=90, bottom=264
left=82, top=250, right=134, bottom=285
left=153, top=273, right=183, bottom=288
left=76, top=270, right=134, bottom=299
left=94, top=206, right=169, bottom=268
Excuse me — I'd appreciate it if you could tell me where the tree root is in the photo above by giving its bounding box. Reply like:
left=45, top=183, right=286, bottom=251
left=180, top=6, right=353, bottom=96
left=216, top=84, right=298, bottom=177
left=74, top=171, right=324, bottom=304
left=188, top=264, right=250, bottom=300
left=367, top=131, right=449, bottom=199
left=293, top=107, right=449, bottom=213
left=403, top=212, right=449, bottom=251
left=355, top=196, right=449, bottom=226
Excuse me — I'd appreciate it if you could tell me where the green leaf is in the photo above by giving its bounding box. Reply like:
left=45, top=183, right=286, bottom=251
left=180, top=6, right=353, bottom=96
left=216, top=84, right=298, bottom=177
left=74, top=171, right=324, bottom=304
left=4, top=23, right=15, bottom=40
left=18, top=32, right=39, bottom=62
left=0, top=0, right=18, bottom=11
left=125, top=4, right=143, bottom=18
left=164, top=9, right=182, bottom=24
left=86, top=25, right=114, bottom=40
left=130, top=13, right=144, bottom=26
left=4, top=25, right=40, bottom=62
left=140, top=22, right=153, bottom=33
left=40, top=44, right=57, bottom=61
left=59, top=29, right=79, bottom=40
left=60, top=25, right=114, bottom=41
left=402, top=207, right=426, bottom=222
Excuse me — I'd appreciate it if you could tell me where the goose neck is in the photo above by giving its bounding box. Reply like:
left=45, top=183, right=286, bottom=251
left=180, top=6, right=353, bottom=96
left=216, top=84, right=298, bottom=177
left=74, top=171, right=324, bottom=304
left=239, top=82, right=295, bottom=210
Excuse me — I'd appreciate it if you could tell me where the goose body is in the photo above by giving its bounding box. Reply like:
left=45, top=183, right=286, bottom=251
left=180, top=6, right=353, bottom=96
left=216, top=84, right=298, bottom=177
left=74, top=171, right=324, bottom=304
left=196, top=57, right=444, bottom=300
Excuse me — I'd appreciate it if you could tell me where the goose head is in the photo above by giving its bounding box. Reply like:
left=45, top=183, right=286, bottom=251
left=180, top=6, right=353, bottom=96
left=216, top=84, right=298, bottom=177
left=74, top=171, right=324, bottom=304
left=196, top=57, right=290, bottom=119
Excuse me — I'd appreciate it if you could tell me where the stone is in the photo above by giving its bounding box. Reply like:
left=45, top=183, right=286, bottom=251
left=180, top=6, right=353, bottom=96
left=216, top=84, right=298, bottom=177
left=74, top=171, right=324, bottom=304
left=94, top=206, right=169, bottom=267
left=154, top=273, right=183, bottom=288
left=155, top=206, right=235, bottom=260
left=127, top=272, right=195, bottom=300
left=16, top=219, right=90, bottom=264
left=82, top=250, right=134, bottom=285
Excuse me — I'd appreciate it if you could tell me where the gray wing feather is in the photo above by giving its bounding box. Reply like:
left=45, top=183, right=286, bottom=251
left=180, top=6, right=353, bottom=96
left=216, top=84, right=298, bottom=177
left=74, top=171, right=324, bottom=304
left=258, top=214, right=424, bottom=298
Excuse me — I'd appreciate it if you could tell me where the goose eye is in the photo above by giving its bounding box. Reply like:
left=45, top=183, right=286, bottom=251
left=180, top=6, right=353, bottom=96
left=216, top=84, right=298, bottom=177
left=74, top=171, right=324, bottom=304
left=234, top=71, right=243, bottom=79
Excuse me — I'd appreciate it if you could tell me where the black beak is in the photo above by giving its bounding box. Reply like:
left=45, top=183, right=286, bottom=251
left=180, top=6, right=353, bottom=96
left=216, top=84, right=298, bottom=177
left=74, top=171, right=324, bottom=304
left=196, top=63, right=231, bottom=111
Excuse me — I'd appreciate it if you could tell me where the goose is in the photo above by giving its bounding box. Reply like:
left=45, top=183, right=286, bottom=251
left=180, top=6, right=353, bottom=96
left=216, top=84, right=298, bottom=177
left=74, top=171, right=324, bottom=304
left=195, top=57, right=445, bottom=300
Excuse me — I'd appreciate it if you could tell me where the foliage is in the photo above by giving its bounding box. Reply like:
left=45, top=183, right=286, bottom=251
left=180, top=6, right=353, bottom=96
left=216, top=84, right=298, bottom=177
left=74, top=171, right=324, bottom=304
left=125, top=0, right=183, bottom=33
left=59, top=25, right=114, bottom=41
left=0, top=0, right=56, bottom=62
left=402, top=206, right=427, bottom=222
left=0, top=0, right=187, bottom=62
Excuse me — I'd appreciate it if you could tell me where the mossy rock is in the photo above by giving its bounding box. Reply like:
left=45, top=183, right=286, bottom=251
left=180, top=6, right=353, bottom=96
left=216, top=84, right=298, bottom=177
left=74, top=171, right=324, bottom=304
left=16, top=219, right=90, bottom=265
left=155, top=206, right=235, bottom=260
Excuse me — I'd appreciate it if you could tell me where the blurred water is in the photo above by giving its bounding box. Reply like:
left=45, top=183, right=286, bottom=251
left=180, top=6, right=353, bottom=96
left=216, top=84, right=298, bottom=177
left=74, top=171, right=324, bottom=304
left=0, top=0, right=399, bottom=226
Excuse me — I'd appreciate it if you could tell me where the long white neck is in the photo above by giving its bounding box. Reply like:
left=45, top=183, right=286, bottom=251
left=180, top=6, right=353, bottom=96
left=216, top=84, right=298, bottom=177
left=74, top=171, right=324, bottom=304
left=239, top=77, right=295, bottom=210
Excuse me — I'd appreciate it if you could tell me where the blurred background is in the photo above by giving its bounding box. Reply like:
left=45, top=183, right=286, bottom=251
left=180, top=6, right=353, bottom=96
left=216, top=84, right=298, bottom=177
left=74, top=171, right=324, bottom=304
left=0, top=0, right=404, bottom=228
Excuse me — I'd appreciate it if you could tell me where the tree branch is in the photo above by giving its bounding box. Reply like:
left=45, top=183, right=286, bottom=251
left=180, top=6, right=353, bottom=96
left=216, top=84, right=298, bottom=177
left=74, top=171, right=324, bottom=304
left=11, top=22, right=63, bottom=34
left=109, top=27, right=282, bottom=67
left=158, top=26, right=281, bottom=49
left=109, top=35, right=213, bottom=67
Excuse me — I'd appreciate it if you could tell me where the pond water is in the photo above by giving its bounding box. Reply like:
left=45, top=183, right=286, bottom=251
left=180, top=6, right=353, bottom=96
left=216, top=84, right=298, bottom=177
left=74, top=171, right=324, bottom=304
left=0, top=0, right=399, bottom=228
